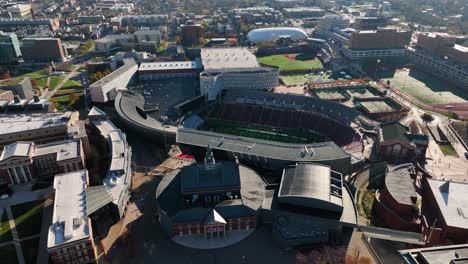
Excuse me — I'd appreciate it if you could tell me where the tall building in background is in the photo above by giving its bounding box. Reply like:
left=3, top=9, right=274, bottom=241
left=342, top=28, right=411, bottom=60
left=180, top=24, right=204, bottom=46
left=0, top=32, right=21, bottom=64
left=21, top=38, right=66, bottom=63
left=408, top=32, right=468, bottom=88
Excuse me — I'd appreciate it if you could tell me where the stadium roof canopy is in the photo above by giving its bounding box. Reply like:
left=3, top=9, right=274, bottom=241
left=278, top=163, right=344, bottom=214
left=247, top=27, right=308, bottom=44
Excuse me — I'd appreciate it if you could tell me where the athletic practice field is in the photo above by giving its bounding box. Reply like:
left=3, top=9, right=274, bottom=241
left=257, top=53, right=323, bottom=72
left=384, top=68, right=468, bottom=105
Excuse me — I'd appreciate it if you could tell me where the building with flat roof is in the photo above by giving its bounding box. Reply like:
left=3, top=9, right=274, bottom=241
left=180, top=24, right=204, bottom=47
left=422, top=178, right=468, bottom=244
left=0, top=77, right=33, bottom=99
left=400, top=244, right=468, bottom=264
left=0, top=18, right=60, bottom=31
left=282, top=7, right=325, bottom=18
left=47, top=170, right=96, bottom=264
left=0, top=32, right=21, bottom=64
left=377, top=121, right=428, bottom=164
left=199, top=48, right=278, bottom=100
left=94, top=30, right=161, bottom=53
left=342, top=28, right=411, bottom=60
left=89, top=59, right=138, bottom=103
left=0, top=112, right=78, bottom=148
left=0, top=139, right=85, bottom=185
left=271, top=163, right=357, bottom=247
left=21, top=38, right=66, bottom=63
left=408, top=32, right=468, bottom=88
left=138, top=61, right=201, bottom=81
left=86, top=107, right=132, bottom=220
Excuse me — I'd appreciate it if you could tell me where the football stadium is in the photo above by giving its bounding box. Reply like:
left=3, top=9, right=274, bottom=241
left=114, top=48, right=366, bottom=176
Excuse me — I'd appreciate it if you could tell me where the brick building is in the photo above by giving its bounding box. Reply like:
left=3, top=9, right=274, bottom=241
left=0, top=139, right=84, bottom=185
left=373, top=164, right=421, bottom=232
left=156, top=147, right=264, bottom=240
left=21, top=38, right=66, bottom=63
left=422, top=178, right=468, bottom=244
left=416, top=33, right=468, bottom=64
left=377, top=121, right=428, bottom=163
left=47, top=170, right=96, bottom=264
left=0, top=112, right=78, bottom=149
left=342, top=27, right=411, bottom=60
left=180, top=24, right=204, bottom=47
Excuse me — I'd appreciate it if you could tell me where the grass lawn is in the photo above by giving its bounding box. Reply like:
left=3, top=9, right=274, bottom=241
left=0, top=244, right=18, bottom=264
left=280, top=74, right=307, bottom=86
left=439, top=144, right=458, bottom=157
left=18, top=70, right=49, bottom=89
left=257, top=53, right=323, bottom=72
left=53, top=95, right=71, bottom=103
left=62, top=79, right=82, bottom=89
left=359, top=190, right=375, bottom=218
left=384, top=68, right=468, bottom=104
left=21, top=237, right=40, bottom=264
left=11, top=201, right=43, bottom=239
left=205, top=119, right=328, bottom=143
left=0, top=209, right=13, bottom=244
left=48, top=76, right=63, bottom=91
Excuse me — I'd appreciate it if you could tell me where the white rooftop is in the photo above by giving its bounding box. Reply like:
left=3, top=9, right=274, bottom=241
left=92, top=119, right=118, bottom=138
left=48, top=170, right=90, bottom=249
left=427, top=178, right=468, bottom=229
left=139, top=61, right=199, bottom=72
left=0, top=141, right=33, bottom=161
left=201, top=48, right=259, bottom=70
left=0, top=112, right=72, bottom=136
left=33, top=139, right=80, bottom=161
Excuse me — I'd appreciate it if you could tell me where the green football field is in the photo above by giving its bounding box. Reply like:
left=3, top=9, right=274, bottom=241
left=384, top=69, right=468, bottom=105
left=205, top=119, right=327, bottom=144
left=257, top=53, right=323, bottom=72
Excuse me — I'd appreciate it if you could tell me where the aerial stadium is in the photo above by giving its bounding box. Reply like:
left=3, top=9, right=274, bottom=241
left=114, top=47, right=366, bottom=176
left=112, top=47, right=362, bottom=247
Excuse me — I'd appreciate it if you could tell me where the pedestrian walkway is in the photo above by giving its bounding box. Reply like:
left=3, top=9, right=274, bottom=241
left=6, top=207, right=25, bottom=264
left=36, top=198, right=53, bottom=264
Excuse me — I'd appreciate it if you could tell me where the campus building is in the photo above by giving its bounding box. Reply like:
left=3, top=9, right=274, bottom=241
left=342, top=28, right=411, bottom=60
left=199, top=48, right=279, bottom=100
left=0, top=77, right=34, bottom=99
left=47, top=170, right=96, bottom=264
left=373, top=164, right=422, bottom=232
left=0, top=112, right=78, bottom=148
left=180, top=24, right=204, bottom=47
left=89, top=59, right=138, bottom=103
left=86, top=107, right=132, bottom=220
left=156, top=147, right=265, bottom=240
left=0, top=18, right=60, bottom=31
left=94, top=30, right=161, bottom=53
left=377, top=121, right=428, bottom=163
left=313, top=14, right=351, bottom=46
left=21, top=38, right=66, bottom=63
left=400, top=244, right=468, bottom=264
left=138, top=61, right=201, bottom=81
left=407, top=33, right=468, bottom=88
left=421, top=178, right=468, bottom=244
left=0, top=32, right=21, bottom=64
left=270, top=163, right=357, bottom=247
left=0, top=139, right=85, bottom=185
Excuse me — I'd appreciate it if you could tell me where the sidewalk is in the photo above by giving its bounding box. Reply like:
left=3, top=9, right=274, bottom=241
left=6, top=207, right=25, bottom=264
left=36, top=198, right=53, bottom=264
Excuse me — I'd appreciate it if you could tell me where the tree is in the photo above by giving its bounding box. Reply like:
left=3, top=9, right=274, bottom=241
left=421, top=112, right=434, bottom=123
